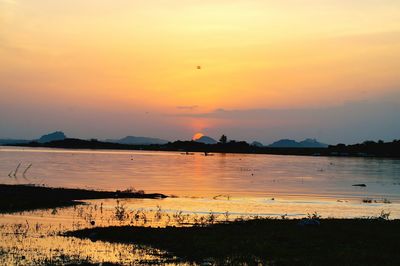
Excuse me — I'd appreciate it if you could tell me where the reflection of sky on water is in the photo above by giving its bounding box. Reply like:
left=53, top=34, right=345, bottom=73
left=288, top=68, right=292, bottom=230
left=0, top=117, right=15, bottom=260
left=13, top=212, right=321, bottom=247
left=1, top=196, right=399, bottom=264
left=1, top=147, right=400, bottom=200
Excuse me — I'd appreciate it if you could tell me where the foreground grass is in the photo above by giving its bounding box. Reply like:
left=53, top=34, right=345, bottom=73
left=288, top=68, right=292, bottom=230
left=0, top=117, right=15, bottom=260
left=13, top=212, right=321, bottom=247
left=0, top=184, right=167, bottom=213
left=67, top=218, right=400, bottom=265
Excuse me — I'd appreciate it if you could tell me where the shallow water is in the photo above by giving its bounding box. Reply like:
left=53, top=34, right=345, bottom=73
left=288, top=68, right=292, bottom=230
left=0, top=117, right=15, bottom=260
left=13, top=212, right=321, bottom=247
left=1, top=147, right=400, bottom=264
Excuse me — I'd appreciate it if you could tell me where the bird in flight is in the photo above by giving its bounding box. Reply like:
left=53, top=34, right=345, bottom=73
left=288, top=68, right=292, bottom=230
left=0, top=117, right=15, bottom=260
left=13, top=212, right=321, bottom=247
left=197, top=65, right=201, bottom=70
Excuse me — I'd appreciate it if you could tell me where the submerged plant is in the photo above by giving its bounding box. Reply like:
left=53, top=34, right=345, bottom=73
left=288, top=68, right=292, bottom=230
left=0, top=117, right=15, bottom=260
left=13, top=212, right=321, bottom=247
left=383, top=198, right=392, bottom=204
left=22, top=163, right=33, bottom=177
left=114, top=201, right=128, bottom=222
left=14, top=163, right=22, bottom=177
left=223, top=211, right=230, bottom=222
left=154, top=205, right=163, bottom=222
left=362, top=198, right=373, bottom=203
left=307, top=211, right=321, bottom=220
left=173, top=211, right=185, bottom=225
left=207, top=212, right=218, bottom=224
left=378, top=210, right=391, bottom=220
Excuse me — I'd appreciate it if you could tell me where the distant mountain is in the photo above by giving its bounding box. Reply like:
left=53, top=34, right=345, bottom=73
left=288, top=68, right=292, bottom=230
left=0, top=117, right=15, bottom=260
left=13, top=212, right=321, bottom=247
left=38, top=131, right=67, bottom=143
left=195, top=136, right=217, bottom=144
left=269, top=138, right=328, bottom=148
left=299, top=138, right=328, bottom=148
left=269, top=139, right=299, bottom=148
left=106, top=136, right=169, bottom=145
left=251, top=141, right=264, bottom=147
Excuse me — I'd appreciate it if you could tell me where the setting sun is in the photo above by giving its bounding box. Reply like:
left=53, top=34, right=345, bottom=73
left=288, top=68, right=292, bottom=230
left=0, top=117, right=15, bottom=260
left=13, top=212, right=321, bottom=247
left=1, top=1, right=400, bottom=264
left=192, top=133, right=204, bottom=141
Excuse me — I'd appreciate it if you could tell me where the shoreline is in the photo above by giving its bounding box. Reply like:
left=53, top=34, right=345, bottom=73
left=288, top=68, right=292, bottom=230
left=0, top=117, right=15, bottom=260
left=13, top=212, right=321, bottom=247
left=0, top=184, right=167, bottom=213
left=3, top=143, right=400, bottom=159
left=4, top=138, right=400, bottom=158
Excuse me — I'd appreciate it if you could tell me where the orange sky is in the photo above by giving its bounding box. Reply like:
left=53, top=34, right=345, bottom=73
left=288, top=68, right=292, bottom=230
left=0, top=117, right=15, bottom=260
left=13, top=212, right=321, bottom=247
left=1, top=1, right=400, bottom=143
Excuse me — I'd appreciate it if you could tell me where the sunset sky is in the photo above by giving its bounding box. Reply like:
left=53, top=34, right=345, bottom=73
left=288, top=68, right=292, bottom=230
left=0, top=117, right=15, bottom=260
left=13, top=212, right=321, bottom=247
left=1, top=0, right=400, bottom=144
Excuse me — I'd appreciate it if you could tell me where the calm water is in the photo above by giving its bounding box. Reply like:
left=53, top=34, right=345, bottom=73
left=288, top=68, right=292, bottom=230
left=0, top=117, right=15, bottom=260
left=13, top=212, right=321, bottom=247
left=1, top=146, right=400, bottom=200
left=1, top=146, right=400, bottom=264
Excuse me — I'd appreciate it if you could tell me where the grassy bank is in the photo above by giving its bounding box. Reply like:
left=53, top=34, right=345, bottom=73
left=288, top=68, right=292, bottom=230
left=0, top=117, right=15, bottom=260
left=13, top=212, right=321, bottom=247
left=0, top=184, right=167, bottom=213
left=67, top=218, right=400, bottom=265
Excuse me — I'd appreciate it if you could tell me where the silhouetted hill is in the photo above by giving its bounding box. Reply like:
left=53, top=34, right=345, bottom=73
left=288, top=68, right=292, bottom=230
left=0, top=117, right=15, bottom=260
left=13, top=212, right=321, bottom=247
left=38, top=131, right=66, bottom=143
left=106, top=136, right=169, bottom=145
left=251, top=141, right=264, bottom=147
left=269, top=139, right=299, bottom=148
left=195, top=136, right=217, bottom=144
left=299, top=138, right=328, bottom=148
left=27, top=138, right=137, bottom=149
left=269, top=138, right=328, bottom=148
left=0, top=131, right=66, bottom=145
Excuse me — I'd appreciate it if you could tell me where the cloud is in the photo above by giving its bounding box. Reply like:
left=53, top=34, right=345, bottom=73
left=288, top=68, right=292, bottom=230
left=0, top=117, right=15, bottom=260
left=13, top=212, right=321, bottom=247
left=176, top=105, right=199, bottom=110
left=172, top=107, right=315, bottom=119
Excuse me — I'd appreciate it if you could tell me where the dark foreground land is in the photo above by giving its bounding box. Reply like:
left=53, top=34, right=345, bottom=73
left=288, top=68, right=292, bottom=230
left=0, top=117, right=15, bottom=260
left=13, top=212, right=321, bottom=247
left=10, top=138, right=400, bottom=158
left=67, top=218, right=400, bottom=265
left=0, top=184, right=167, bottom=213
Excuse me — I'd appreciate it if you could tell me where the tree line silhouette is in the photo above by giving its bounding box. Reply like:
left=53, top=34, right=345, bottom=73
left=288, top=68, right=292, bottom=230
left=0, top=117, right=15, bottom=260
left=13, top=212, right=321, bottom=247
left=9, top=136, right=400, bottom=158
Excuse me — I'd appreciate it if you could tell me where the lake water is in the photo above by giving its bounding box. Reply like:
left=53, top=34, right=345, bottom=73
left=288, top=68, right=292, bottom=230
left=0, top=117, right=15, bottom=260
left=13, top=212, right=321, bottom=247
left=1, top=146, right=400, bottom=200
left=1, top=146, right=400, bottom=264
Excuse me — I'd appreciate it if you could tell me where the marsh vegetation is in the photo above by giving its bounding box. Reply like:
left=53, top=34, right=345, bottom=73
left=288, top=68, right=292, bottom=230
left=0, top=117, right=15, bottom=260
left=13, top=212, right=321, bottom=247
left=68, top=216, right=400, bottom=265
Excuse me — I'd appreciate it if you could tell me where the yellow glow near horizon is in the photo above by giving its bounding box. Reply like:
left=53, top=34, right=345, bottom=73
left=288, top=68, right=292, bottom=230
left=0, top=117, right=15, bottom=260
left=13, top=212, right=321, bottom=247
left=1, top=0, right=400, bottom=121
left=192, top=133, right=204, bottom=141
